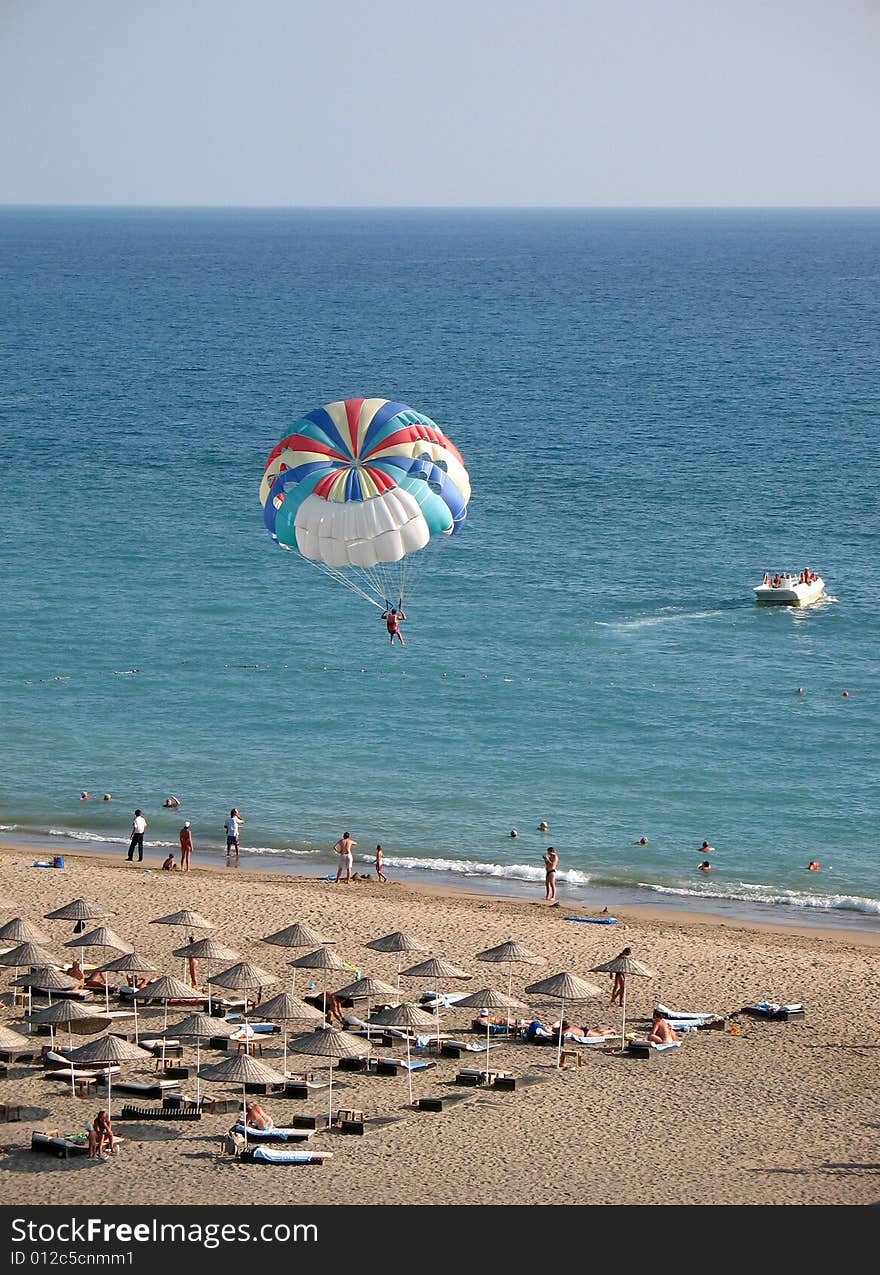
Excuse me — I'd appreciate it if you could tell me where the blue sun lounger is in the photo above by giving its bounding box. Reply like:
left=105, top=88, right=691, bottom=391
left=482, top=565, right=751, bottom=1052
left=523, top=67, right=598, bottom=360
left=237, top=1146, right=331, bottom=1165
left=231, top=1124, right=312, bottom=1143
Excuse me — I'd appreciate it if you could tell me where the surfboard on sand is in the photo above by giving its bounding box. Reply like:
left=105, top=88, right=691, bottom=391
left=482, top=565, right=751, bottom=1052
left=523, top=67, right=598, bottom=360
left=565, top=915, right=618, bottom=925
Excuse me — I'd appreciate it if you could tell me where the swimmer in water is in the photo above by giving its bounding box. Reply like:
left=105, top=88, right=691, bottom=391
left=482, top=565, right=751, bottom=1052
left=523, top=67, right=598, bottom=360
left=807, top=860, right=820, bottom=871
left=509, top=829, right=518, bottom=839
left=698, top=860, right=711, bottom=872
left=633, top=836, right=649, bottom=845
left=538, top=821, right=549, bottom=832
left=80, top=791, right=90, bottom=801
left=381, top=607, right=406, bottom=646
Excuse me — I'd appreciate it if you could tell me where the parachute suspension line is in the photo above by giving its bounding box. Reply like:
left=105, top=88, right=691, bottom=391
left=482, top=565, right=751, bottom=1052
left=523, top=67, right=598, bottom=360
left=304, top=558, right=384, bottom=609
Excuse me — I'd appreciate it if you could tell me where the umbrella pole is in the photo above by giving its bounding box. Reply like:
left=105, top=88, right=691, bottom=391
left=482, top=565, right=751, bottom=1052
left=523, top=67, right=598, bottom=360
left=485, top=1019, right=490, bottom=1080
left=104, top=979, right=109, bottom=1015
left=366, top=995, right=372, bottom=1043
left=507, top=962, right=514, bottom=1035
left=133, top=996, right=139, bottom=1046
left=242, top=1082, right=247, bottom=1149
left=195, top=1040, right=201, bottom=1106
left=621, top=979, right=627, bottom=1052
left=395, top=957, right=401, bottom=1005
left=290, top=969, right=296, bottom=997
left=69, top=1061, right=75, bottom=1100
left=283, top=1025, right=288, bottom=1077
left=328, top=1062, right=333, bottom=1128
left=161, top=1001, right=168, bottom=1068
left=557, top=996, right=565, bottom=1070
left=107, top=1071, right=112, bottom=1120
left=406, top=1035, right=413, bottom=1106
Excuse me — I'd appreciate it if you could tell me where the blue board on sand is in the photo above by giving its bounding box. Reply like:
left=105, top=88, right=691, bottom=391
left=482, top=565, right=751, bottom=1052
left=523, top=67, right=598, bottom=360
left=565, top=915, right=618, bottom=925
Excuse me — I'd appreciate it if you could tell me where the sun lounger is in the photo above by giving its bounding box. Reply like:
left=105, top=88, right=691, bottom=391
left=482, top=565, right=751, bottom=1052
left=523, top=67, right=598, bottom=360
left=231, top=1123, right=313, bottom=1143
left=237, top=1146, right=331, bottom=1165
left=741, top=1002, right=805, bottom=1021
left=118, top=1102, right=201, bottom=1120
left=440, top=1039, right=500, bottom=1058
left=655, top=1005, right=726, bottom=1030
left=627, top=1038, right=683, bottom=1059
left=471, top=1018, right=516, bottom=1035
left=115, top=1079, right=181, bottom=1097
left=224, top=1017, right=280, bottom=1034
left=30, top=1130, right=91, bottom=1158
left=46, top=1065, right=121, bottom=1082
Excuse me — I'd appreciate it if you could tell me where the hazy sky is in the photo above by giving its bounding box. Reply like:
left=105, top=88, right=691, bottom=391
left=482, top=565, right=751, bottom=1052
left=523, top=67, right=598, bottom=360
left=2, top=0, right=878, bottom=206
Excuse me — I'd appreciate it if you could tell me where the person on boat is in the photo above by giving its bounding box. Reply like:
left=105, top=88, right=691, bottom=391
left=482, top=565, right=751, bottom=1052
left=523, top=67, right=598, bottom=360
left=381, top=606, right=407, bottom=646
left=762, top=572, right=771, bottom=586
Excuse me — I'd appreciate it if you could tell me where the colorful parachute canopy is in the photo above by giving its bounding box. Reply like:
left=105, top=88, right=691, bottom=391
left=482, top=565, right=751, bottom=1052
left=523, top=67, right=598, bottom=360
left=260, top=398, right=470, bottom=607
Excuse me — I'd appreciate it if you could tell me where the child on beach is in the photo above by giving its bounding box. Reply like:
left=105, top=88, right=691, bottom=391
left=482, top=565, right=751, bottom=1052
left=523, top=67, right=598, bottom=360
left=375, top=844, right=387, bottom=882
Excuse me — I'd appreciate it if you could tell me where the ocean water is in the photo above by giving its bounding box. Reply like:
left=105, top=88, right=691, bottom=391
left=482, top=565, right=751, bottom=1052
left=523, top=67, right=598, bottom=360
left=1, top=207, right=878, bottom=930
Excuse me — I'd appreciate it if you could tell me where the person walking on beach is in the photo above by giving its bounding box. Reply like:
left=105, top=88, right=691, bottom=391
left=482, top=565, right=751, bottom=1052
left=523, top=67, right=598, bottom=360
left=224, top=808, right=244, bottom=861
left=334, top=831, right=357, bottom=883
left=127, top=809, right=146, bottom=862
left=374, top=844, right=387, bottom=883
left=543, top=846, right=559, bottom=901
left=179, top=821, right=193, bottom=872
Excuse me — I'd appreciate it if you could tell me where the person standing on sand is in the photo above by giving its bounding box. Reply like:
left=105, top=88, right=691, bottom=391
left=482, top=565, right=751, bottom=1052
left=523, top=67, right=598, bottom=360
left=127, top=809, right=147, bottom=862
left=224, top=808, right=244, bottom=861
left=375, top=844, right=387, bottom=883
left=543, top=846, right=559, bottom=901
left=179, top=821, right=193, bottom=872
left=334, top=831, right=357, bottom=883
left=609, top=946, right=632, bottom=1006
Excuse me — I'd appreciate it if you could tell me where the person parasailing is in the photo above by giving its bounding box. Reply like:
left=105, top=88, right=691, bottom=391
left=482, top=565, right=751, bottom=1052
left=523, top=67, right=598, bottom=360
left=381, top=601, right=407, bottom=646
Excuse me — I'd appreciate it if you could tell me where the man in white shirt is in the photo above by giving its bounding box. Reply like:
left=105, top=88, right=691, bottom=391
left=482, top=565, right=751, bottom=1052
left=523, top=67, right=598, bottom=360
left=127, top=809, right=147, bottom=862
left=224, top=808, right=244, bottom=860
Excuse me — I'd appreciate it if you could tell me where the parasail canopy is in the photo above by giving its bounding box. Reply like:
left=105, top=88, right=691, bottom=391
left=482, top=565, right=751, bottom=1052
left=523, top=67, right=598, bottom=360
left=260, top=398, right=470, bottom=608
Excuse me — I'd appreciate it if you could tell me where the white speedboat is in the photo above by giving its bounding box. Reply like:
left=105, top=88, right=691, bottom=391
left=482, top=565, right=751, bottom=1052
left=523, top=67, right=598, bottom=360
left=753, top=571, right=825, bottom=607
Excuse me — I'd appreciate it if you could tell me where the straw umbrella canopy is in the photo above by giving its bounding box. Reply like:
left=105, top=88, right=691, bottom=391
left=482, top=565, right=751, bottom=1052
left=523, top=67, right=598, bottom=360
left=332, top=975, right=397, bottom=1043
left=369, top=1003, right=437, bottom=1106
left=590, top=952, right=657, bottom=1050
left=288, top=947, right=350, bottom=1019
left=152, top=911, right=216, bottom=980
left=475, top=939, right=544, bottom=1030
left=363, top=930, right=427, bottom=1002
left=0, top=918, right=51, bottom=946
left=165, top=1013, right=234, bottom=1106
left=11, top=965, right=81, bottom=1023
left=399, top=957, right=472, bottom=1047
left=286, top=1025, right=371, bottom=1127
left=248, top=992, right=324, bottom=1076
left=44, top=899, right=112, bottom=923
left=65, top=926, right=133, bottom=1013
left=27, top=1000, right=111, bottom=1090
left=211, top=963, right=278, bottom=1054
left=0, top=1022, right=33, bottom=1055
left=96, top=952, right=160, bottom=1044
left=197, top=1053, right=287, bottom=1148
left=135, top=974, right=201, bottom=1066
left=172, top=937, right=240, bottom=1003
left=0, top=942, right=61, bottom=993
left=259, top=922, right=331, bottom=994
left=452, top=987, right=526, bottom=1078
left=524, top=971, right=603, bottom=1069
left=63, top=1033, right=152, bottom=1117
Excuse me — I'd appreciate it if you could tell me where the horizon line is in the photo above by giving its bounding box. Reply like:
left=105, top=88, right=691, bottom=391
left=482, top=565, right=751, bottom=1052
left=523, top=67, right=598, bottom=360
left=1, top=202, right=880, bottom=212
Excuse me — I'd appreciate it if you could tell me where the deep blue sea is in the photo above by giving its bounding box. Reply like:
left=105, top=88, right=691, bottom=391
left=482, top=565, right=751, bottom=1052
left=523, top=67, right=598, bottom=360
left=1, top=208, right=878, bottom=930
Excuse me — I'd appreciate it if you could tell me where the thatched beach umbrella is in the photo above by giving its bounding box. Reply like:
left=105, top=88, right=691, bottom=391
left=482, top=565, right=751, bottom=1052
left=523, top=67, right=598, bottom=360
left=364, top=930, right=427, bottom=1002
left=44, top=899, right=112, bottom=926
left=135, top=974, right=200, bottom=1066
left=0, top=942, right=61, bottom=1002
left=197, top=1053, right=287, bottom=1148
left=65, top=926, right=132, bottom=1012
left=97, top=952, right=160, bottom=1044
left=0, top=1022, right=33, bottom=1057
left=286, top=1025, right=371, bottom=1127
left=249, top=992, right=324, bottom=1076
left=259, top=921, right=331, bottom=995
left=0, top=918, right=51, bottom=946
left=27, top=1000, right=111, bottom=1092
left=400, top=957, right=471, bottom=1047
left=288, top=947, right=350, bottom=1020
left=590, top=951, right=656, bottom=1050
left=166, top=1012, right=234, bottom=1106
left=172, top=937, right=240, bottom=1003
left=211, top=963, right=278, bottom=1054
left=453, top=987, right=526, bottom=1079
left=332, top=975, right=397, bottom=1043
left=369, top=1002, right=437, bottom=1106
left=152, top=911, right=216, bottom=981
left=64, top=1033, right=151, bottom=1117
left=11, top=965, right=81, bottom=1024
left=475, top=939, right=543, bottom=1031
left=524, top=971, right=603, bottom=1069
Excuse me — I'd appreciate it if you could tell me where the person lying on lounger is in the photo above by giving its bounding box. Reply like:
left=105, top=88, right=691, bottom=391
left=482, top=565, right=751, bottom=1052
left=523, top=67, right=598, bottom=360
left=646, top=1010, right=678, bottom=1045
left=551, top=1021, right=617, bottom=1039
left=245, top=1102, right=274, bottom=1131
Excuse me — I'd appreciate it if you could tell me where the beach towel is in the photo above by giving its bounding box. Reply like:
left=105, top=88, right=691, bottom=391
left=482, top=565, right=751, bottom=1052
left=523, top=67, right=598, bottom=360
left=231, top=1123, right=312, bottom=1143
left=628, top=1038, right=682, bottom=1053
left=238, top=1146, right=330, bottom=1165
left=565, top=915, right=618, bottom=925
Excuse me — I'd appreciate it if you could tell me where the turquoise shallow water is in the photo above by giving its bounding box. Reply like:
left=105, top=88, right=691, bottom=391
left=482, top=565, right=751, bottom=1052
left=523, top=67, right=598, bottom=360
left=1, top=208, right=878, bottom=928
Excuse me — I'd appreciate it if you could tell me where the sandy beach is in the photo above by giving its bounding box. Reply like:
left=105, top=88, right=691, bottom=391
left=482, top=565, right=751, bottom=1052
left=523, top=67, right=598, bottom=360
left=0, top=841, right=877, bottom=1208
